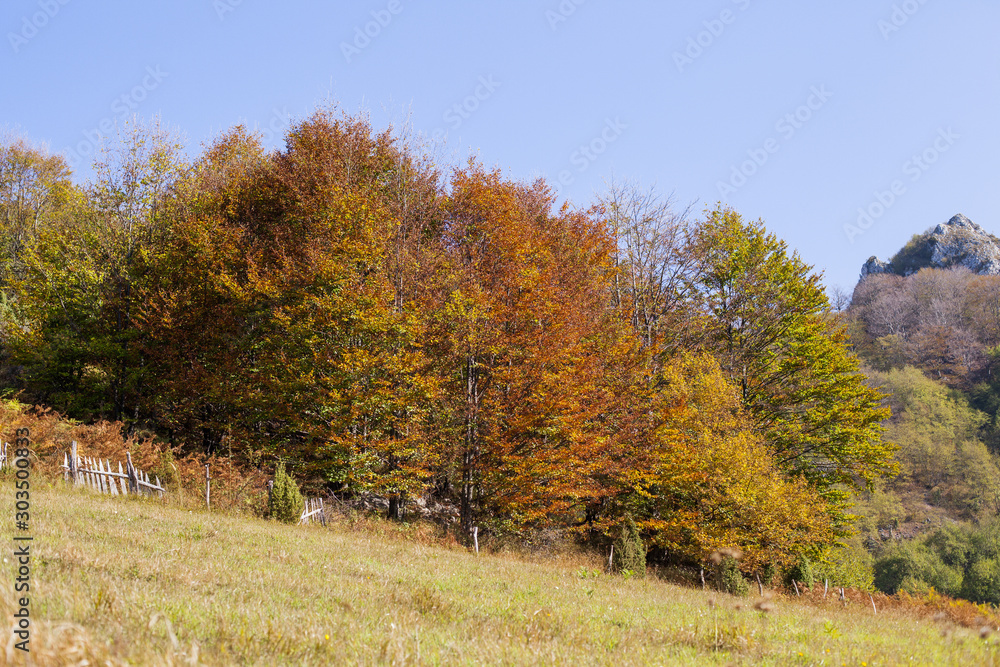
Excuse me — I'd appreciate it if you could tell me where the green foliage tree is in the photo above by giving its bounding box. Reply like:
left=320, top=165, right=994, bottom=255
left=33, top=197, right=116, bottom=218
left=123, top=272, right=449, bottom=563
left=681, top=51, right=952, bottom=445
left=873, top=542, right=963, bottom=597
left=814, top=538, right=875, bottom=591
left=270, top=462, right=304, bottom=524
left=691, top=207, right=895, bottom=512
left=961, top=558, right=1000, bottom=605
left=5, top=118, right=186, bottom=424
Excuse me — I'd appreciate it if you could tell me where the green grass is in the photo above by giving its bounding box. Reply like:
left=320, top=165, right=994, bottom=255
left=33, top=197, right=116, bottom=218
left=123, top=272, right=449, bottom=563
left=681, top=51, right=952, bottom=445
left=2, top=483, right=999, bottom=665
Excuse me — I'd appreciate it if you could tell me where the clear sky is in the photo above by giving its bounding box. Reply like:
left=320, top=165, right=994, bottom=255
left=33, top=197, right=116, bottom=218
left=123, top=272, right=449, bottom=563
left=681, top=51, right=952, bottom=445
left=3, top=0, right=998, bottom=293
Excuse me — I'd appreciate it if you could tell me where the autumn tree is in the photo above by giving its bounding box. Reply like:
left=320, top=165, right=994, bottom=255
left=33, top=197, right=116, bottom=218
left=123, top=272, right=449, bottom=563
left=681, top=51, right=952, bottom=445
left=609, top=353, right=837, bottom=573
left=428, top=163, right=635, bottom=535
left=136, top=125, right=277, bottom=453
left=4, top=119, right=186, bottom=422
left=139, top=110, right=442, bottom=519
left=0, top=135, right=79, bottom=390
left=0, top=134, right=76, bottom=290
left=597, top=180, right=697, bottom=356
left=690, top=207, right=895, bottom=503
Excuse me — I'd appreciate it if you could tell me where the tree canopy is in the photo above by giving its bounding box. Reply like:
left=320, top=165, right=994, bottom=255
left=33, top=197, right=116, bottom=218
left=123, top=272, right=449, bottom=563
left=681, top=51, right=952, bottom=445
left=0, top=110, right=896, bottom=575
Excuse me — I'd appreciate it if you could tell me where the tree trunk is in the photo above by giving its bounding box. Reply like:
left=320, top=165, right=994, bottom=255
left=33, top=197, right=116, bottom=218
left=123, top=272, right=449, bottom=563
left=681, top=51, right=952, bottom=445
left=460, top=353, right=479, bottom=537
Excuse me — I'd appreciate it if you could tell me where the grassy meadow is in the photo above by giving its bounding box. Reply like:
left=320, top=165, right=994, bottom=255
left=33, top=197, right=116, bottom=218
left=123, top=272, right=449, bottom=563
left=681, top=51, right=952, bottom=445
left=1, top=481, right=999, bottom=666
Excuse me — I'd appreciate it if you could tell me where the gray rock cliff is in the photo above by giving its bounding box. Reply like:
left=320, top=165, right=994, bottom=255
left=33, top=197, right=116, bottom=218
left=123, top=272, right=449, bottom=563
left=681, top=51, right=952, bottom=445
left=859, top=214, right=1000, bottom=280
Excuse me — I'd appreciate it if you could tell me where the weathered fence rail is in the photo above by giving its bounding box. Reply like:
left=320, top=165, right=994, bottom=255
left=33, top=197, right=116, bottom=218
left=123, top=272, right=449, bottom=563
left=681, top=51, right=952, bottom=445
left=299, top=497, right=326, bottom=526
left=61, top=441, right=165, bottom=497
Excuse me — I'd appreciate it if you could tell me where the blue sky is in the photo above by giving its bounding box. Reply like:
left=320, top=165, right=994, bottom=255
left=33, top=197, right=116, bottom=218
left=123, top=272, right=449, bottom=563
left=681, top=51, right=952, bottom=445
left=2, top=0, right=998, bottom=293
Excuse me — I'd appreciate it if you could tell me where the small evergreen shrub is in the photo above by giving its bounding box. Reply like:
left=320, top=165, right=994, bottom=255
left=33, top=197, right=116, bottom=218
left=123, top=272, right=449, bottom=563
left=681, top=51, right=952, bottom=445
left=612, top=514, right=646, bottom=578
left=761, top=562, right=778, bottom=586
left=269, top=462, right=304, bottom=524
left=784, top=555, right=815, bottom=588
left=717, top=557, right=750, bottom=596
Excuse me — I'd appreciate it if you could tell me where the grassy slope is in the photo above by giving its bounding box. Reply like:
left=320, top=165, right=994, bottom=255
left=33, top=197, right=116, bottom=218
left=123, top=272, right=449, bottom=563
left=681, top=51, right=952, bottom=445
left=1, top=484, right=998, bottom=666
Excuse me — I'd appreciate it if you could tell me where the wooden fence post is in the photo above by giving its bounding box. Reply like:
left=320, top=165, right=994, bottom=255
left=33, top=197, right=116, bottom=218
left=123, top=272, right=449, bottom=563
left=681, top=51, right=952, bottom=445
left=205, top=464, right=211, bottom=510
left=96, top=459, right=106, bottom=494
left=473, top=526, right=479, bottom=555
left=107, top=459, right=119, bottom=496
left=70, top=441, right=79, bottom=485
left=126, top=452, right=138, bottom=494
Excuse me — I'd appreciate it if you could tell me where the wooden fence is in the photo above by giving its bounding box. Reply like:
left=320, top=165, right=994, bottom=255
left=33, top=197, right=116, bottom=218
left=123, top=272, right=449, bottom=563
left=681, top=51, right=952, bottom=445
left=61, top=441, right=166, bottom=497
left=299, top=497, right=327, bottom=526
left=0, top=442, right=8, bottom=471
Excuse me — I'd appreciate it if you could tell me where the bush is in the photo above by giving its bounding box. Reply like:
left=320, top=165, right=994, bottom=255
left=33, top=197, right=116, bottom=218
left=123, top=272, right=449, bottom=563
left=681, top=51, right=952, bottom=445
left=717, top=557, right=749, bottom=596
left=784, top=555, right=815, bottom=588
left=612, top=514, right=646, bottom=578
left=761, top=562, right=778, bottom=586
left=961, top=558, right=1000, bottom=605
left=873, top=542, right=963, bottom=597
left=269, top=462, right=304, bottom=524
left=814, top=538, right=875, bottom=591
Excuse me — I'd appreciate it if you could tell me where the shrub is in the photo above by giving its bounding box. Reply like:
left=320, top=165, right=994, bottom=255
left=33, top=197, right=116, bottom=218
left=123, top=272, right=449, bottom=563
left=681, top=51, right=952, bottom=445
left=873, top=542, right=963, bottom=597
left=784, top=555, right=815, bottom=588
left=717, top=557, right=749, bottom=596
left=269, top=462, right=304, bottom=524
left=612, top=514, right=646, bottom=578
left=814, top=538, right=875, bottom=591
left=961, top=558, right=1000, bottom=605
left=761, top=562, right=778, bottom=586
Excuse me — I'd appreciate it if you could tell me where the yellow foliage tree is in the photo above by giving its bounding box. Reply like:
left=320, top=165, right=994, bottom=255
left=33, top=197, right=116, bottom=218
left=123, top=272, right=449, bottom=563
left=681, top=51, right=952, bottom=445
left=623, top=353, right=837, bottom=573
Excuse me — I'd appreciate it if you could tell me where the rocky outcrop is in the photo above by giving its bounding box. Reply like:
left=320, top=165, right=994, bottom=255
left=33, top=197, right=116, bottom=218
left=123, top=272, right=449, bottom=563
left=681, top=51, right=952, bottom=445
left=861, top=256, right=892, bottom=279
left=859, top=214, right=1000, bottom=280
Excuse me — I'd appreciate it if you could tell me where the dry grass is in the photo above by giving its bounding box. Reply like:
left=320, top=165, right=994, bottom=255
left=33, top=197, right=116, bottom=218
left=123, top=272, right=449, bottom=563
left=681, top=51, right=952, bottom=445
left=0, top=400, right=269, bottom=515
left=1, top=482, right=999, bottom=666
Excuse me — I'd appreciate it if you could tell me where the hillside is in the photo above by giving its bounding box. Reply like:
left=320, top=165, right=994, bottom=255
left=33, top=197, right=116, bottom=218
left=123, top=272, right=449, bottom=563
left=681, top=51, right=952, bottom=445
left=0, top=123, right=896, bottom=591
left=846, top=216, right=1000, bottom=605
left=2, top=483, right=998, bottom=666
